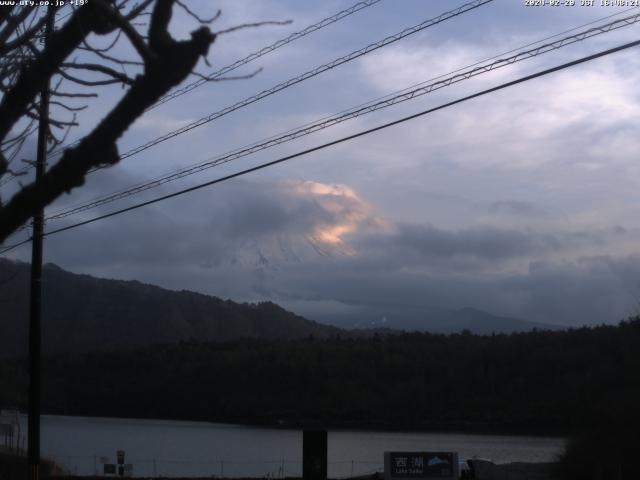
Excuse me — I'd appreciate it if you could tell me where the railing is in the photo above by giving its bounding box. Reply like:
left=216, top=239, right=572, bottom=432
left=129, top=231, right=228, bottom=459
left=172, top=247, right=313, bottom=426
left=45, top=454, right=384, bottom=478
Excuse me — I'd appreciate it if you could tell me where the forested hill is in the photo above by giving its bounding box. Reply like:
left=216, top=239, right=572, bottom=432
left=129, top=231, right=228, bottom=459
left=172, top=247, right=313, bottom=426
left=0, top=259, right=342, bottom=356
left=1, top=320, right=639, bottom=433
left=0, top=259, right=564, bottom=357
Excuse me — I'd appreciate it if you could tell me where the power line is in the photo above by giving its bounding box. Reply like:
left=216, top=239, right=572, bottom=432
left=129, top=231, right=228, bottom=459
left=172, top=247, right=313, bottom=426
left=99, top=0, right=494, bottom=164
left=15, top=0, right=489, bottom=187
left=24, top=38, right=639, bottom=243
left=39, top=12, right=640, bottom=225
left=350, top=5, right=639, bottom=116
left=0, top=0, right=385, bottom=185
left=0, top=235, right=32, bottom=255
left=6, top=0, right=492, bottom=185
left=42, top=6, right=640, bottom=220
left=150, top=0, right=384, bottom=110
left=2, top=37, right=638, bottom=253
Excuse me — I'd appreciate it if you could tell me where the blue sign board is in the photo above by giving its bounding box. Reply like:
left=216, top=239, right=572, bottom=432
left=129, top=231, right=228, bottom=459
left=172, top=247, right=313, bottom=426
left=384, top=452, right=459, bottom=480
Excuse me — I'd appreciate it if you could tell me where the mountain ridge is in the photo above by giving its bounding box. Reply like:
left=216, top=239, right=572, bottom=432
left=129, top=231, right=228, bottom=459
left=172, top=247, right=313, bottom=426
left=315, top=304, right=563, bottom=334
left=0, top=258, right=343, bottom=357
left=0, top=258, right=564, bottom=357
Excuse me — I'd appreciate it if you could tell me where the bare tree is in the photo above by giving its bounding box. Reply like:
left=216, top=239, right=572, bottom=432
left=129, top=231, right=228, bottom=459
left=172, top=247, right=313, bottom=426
left=0, top=1, right=272, bottom=244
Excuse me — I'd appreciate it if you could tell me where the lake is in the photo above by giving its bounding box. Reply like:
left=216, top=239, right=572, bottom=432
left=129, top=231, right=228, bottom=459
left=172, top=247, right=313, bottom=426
left=12, top=415, right=564, bottom=477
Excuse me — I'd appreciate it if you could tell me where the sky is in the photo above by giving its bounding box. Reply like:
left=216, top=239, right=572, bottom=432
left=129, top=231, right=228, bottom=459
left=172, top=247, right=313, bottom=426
left=3, top=0, right=640, bottom=328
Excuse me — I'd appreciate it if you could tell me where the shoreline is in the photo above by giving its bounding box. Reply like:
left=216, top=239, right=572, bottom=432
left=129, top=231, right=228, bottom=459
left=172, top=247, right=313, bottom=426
left=8, top=410, right=569, bottom=438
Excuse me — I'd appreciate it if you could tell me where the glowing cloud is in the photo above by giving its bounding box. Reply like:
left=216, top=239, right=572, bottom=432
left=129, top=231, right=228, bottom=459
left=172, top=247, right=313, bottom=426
left=283, top=180, right=387, bottom=254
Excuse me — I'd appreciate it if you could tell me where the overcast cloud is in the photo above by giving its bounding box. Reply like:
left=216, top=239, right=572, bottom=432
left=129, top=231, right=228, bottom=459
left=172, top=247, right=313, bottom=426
left=4, top=0, right=640, bottom=328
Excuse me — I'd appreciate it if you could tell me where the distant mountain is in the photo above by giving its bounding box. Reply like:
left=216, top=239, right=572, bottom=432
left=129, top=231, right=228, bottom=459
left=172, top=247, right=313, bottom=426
left=315, top=305, right=564, bottom=335
left=223, top=234, right=352, bottom=271
left=0, top=259, right=564, bottom=357
left=431, top=307, right=565, bottom=334
left=0, top=259, right=343, bottom=357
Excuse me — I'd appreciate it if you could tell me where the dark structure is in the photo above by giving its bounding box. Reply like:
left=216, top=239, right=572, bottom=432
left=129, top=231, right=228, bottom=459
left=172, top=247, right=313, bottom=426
left=303, top=430, right=327, bottom=480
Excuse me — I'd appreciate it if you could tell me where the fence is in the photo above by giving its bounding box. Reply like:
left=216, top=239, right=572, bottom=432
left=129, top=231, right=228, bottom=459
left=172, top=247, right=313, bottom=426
left=44, top=454, right=384, bottom=478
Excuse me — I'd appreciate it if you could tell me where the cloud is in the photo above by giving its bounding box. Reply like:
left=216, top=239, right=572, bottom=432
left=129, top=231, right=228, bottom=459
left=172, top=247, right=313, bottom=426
left=385, top=223, right=537, bottom=260
left=132, top=114, right=198, bottom=135
left=359, top=41, right=519, bottom=95
left=488, top=200, right=548, bottom=218
left=28, top=179, right=383, bottom=269
left=8, top=177, right=637, bottom=328
left=265, top=250, right=640, bottom=327
left=207, top=180, right=386, bottom=253
left=6, top=3, right=640, bottom=333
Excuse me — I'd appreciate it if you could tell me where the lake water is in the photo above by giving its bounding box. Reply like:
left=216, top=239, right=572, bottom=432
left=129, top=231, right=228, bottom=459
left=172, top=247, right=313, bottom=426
left=12, top=415, right=564, bottom=477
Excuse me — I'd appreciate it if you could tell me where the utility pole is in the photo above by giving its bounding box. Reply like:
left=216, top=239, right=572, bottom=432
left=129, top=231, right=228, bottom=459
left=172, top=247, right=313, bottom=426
left=28, top=8, right=54, bottom=480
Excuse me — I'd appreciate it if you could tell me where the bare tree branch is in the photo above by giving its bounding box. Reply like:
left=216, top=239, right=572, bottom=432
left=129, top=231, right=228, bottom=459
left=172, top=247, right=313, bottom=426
left=0, top=5, right=104, bottom=142
left=47, top=112, right=77, bottom=150
left=61, top=62, right=135, bottom=85
left=0, top=0, right=218, bottom=242
left=50, top=91, right=99, bottom=98
left=189, top=67, right=262, bottom=82
left=0, top=7, right=17, bottom=26
left=58, top=68, right=127, bottom=87
left=82, top=47, right=144, bottom=66
left=216, top=20, right=292, bottom=35
left=80, top=29, right=122, bottom=53
left=176, top=1, right=221, bottom=25
left=0, top=7, right=33, bottom=48
left=49, top=100, right=88, bottom=112
left=0, top=14, right=47, bottom=56
left=1, top=117, right=37, bottom=147
left=149, top=0, right=174, bottom=49
left=25, top=110, right=78, bottom=128
left=93, top=0, right=157, bottom=63
left=124, top=0, right=155, bottom=20
left=0, top=0, right=283, bottom=242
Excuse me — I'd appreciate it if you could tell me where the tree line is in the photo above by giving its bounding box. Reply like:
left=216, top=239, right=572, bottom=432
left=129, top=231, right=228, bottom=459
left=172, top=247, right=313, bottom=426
left=1, top=319, right=639, bottom=434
